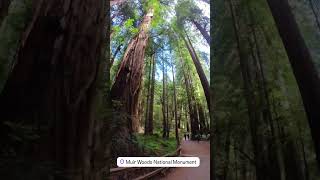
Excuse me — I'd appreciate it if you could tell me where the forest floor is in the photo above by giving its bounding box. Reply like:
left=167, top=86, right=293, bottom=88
left=161, top=140, right=210, bottom=180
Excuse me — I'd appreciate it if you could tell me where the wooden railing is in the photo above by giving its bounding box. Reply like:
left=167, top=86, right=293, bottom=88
left=110, top=147, right=181, bottom=180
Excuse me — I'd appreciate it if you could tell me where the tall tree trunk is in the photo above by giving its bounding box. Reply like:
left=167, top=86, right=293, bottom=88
left=190, top=19, right=210, bottom=45
left=266, top=0, right=320, bottom=168
left=144, top=56, right=152, bottom=135
left=178, top=47, right=199, bottom=140
left=198, top=103, right=207, bottom=134
left=110, top=8, right=154, bottom=133
left=178, top=104, right=181, bottom=129
left=188, top=72, right=200, bottom=140
left=183, top=33, right=210, bottom=111
left=0, top=0, right=107, bottom=179
left=165, top=64, right=170, bottom=139
left=162, top=61, right=167, bottom=139
left=166, top=94, right=170, bottom=139
left=146, top=53, right=156, bottom=135
left=0, top=0, right=10, bottom=25
left=227, top=0, right=266, bottom=179
left=172, top=60, right=180, bottom=146
left=248, top=7, right=285, bottom=179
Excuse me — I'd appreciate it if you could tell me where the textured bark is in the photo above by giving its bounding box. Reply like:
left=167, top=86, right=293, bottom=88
left=144, top=57, right=152, bottom=134
left=0, top=0, right=10, bottom=25
left=183, top=33, right=210, bottom=111
left=282, top=138, right=304, bottom=180
left=191, top=19, right=210, bottom=45
left=250, top=16, right=286, bottom=179
left=110, top=8, right=154, bottom=133
left=228, top=0, right=266, bottom=179
left=145, top=54, right=155, bottom=135
left=0, top=0, right=107, bottom=179
left=266, top=0, right=320, bottom=168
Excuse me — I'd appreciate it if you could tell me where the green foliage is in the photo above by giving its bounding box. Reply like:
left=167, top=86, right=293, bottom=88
left=212, top=0, right=320, bottom=178
left=134, top=134, right=177, bottom=156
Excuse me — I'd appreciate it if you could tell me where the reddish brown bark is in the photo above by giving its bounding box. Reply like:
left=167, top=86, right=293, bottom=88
left=110, top=8, right=154, bottom=133
left=145, top=56, right=152, bottom=134
left=0, top=0, right=107, bottom=179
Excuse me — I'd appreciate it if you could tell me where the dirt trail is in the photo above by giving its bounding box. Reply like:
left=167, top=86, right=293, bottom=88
left=161, top=140, right=210, bottom=180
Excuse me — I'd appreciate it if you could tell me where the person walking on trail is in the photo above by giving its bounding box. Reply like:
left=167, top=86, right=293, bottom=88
left=197, top=134, right=200, bottom=143
left=184, top=134, right=187, bottom=140
left=187, top=134, right=190, bottom=140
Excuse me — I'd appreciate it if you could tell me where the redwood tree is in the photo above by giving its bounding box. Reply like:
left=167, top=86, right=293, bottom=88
left=267, top=0, right=320, bottom=167
left=182, top=33, right=210, bottom=110
left=145, top=53, right=156, bottom=135
left=110, top=8, right=154, bottom=133
left=0, top=0, right=108, bottom=179
left=172, top=59, right=180, bottom=146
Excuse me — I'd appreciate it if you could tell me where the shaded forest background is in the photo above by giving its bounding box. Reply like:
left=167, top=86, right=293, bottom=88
left=0, top=0, right=320, bottom=180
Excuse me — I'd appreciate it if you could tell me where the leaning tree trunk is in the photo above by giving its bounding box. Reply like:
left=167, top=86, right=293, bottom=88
left=146, top=53, right=156, bottom=135
left=190, top=19, right=210, bottom=45
left=183, top=33, right=210, bottom=111
left=110, top=8, right=154, bottom=133
left=0, top=0, right=107, bottom=179
left=266, top=0, right=320, bottom=168
left=0, top=0, right=11, bottom=25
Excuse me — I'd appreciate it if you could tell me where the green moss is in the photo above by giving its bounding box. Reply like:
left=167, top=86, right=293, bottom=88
left=133, top=133, right=177, bottom=156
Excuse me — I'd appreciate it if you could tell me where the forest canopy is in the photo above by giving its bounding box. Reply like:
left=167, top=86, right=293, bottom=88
left=0, top=0, right=320, bottom=180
